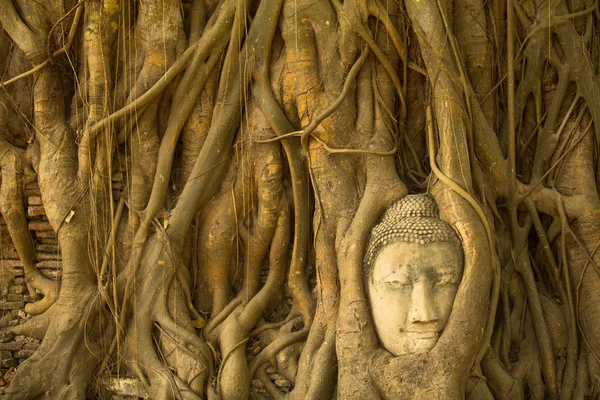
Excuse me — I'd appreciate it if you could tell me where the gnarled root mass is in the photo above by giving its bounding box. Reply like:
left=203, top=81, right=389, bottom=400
left=0, top=0, right=600, bottom=399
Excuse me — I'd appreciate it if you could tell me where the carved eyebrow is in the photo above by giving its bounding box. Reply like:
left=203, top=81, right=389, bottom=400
left=434, top=265, right=460, bottom=275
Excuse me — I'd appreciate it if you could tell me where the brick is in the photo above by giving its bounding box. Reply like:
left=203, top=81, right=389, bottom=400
left=23, top=190, right=41, bottom=198
left=0, top=342, right=22, bottom=351
left=0, top=332, right=13, bottom=344
left=36, top=252, right=61, bottom=261
left=14, top=350, right=34, bottom=359
left=0, top=359, right=17, bottom=368
left=12, top=278, right=23, bottom=285
left=35, top=260, right=61, bottom=269
left=35, top=230, right=55, bottom=238
left=6, top=295, right=22, bottom=302
left=27, top=196, right=43, bottom=206
left=0, top=351, right=11, bottom=359
left=0, top=302, right=24, bottom=311
left=40, top=238, right=58, bottom=245
left=0, top=227, right=18, bottom=259
left=27, top=206, right=45, bottom=217
left=0, top=261, right=21, bottom=268
left=8, top=285, right=24, bottom=294
left=35, top=244, right=59, bottom=253
left=28, top=221, right=53, bottom=231
left=39, top=269, right=61, bottom=280
left=22, top=343, right=39, bottom=351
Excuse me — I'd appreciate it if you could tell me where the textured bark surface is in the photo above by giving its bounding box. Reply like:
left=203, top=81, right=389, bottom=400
left=0, top=0, right=599, bottom=398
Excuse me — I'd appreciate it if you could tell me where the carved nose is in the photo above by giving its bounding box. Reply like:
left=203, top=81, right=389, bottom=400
left=408, top=280, right=439, bottom=323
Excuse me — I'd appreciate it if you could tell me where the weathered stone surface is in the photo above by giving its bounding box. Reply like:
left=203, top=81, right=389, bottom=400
left=274, top=379, right=292, bottom=388
left=6, top=294, right=22, bottom=301
left=101, top=377, right=149, bottom=398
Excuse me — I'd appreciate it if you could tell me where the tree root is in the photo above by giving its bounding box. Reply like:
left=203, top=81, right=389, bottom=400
left=4, top=289, right=102, bottom=399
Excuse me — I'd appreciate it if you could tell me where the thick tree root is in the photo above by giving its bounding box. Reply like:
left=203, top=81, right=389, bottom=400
left=3, top=289, right=101, bottom=399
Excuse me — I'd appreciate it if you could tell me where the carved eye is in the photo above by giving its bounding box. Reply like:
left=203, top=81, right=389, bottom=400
left=436, top=273, right=458, bottom=286
left=385, top=280, right=411, bottom=289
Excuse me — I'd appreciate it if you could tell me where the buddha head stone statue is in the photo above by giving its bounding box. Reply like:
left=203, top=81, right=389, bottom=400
left=364, top=194, right=463, bottom=356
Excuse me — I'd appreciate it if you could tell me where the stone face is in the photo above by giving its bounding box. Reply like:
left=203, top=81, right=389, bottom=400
left=365, top=195, right=464, bottom=358
left=368, top=242, right=463, bottom=356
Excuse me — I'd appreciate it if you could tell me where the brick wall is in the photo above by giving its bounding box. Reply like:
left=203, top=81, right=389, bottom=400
left=0, top=182, right=61, bottom=388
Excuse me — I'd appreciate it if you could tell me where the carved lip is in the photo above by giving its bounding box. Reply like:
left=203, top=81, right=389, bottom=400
left=401, top=331, right=440, bottom=340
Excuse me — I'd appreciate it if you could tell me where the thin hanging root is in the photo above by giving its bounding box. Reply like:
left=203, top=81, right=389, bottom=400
left=557, top=200, right=578, bottom=399
left=311, top=134, right=396, bottom=155
left=511, top=216, right=559, bottom=399
left=299, top=46, right=370, bottom=155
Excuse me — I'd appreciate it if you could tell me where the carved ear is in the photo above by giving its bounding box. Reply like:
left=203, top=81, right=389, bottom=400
left=431, top=187, right=494, bottom=370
